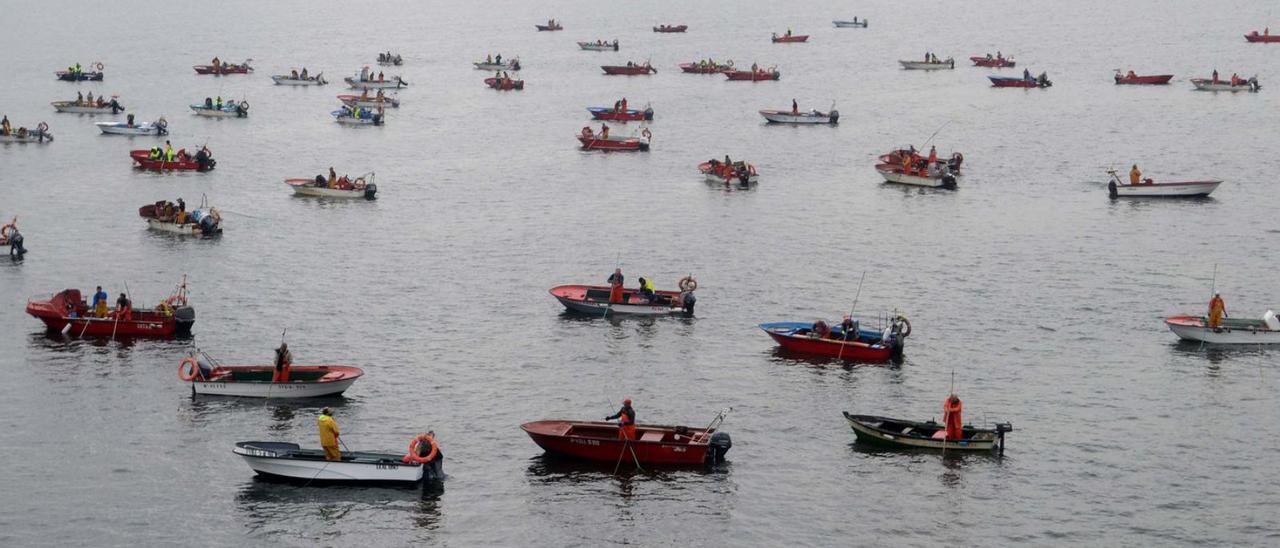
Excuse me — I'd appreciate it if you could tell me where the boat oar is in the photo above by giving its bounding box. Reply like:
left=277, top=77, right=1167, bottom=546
left=110, top=281, right=130, bottom=342
left=836, top=272, right=866, bottom=360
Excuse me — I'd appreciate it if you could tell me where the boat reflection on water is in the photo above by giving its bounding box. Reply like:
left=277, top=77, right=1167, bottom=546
left=1169, top=339, right=1270, bottom=370
left=848, top=441, right=1007, bottom=488
left=182, top=396, right=355, bottom=428
left=525, top=452, right=731, bottom=484
left=767, top=346, right=906, bottom=369
left=235, top=478, right=443, bottom=531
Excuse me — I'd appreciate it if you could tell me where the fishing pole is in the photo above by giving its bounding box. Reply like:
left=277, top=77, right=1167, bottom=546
left=921, top=120, right=952, bottom=149
left=836, top=272, right=867, bottom=360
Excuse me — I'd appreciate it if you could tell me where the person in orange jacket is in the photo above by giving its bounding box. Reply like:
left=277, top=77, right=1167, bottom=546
left=1208, top=293, right=1227, bottom=328
left=943, top=394, right=963, bottom=441
left=606, top=399, right=637, bottom=440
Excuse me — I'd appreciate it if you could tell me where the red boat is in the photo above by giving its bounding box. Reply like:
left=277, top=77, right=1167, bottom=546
left=522, top=410, right=732, bottom=466
left=1245, top=30, right=1280, bottom=43
left=26, top=279, right=195, bottom=338
left=193, top=60, right=252, bottom=75
left=679, top=61, right=733, bottom=74
left=484, top=77, right=524, bottom=90
left=653, top=25, right=687, bottom=33
left=1114, top=70, right=1173, bottom=85
left=601, top=63, right=657, bottom=75
left=130, top=148, right=215, bottom=171
left=970, top=55, right=1015, bottom=68
left=725, top=68, right=780, bottom=81
left=759, top=317, right=909, bottom=363
left=989, top=74, right=1052, bottom=88
left=577, top=126, right=650, bottom=151
left=771, top=33, right=808, bottom=43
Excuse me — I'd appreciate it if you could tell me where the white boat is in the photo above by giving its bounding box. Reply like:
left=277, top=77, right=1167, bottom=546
left=51, top=99, right=125, bottom=114
left=577, top=41, right=619, bottom=51
left=833, top=20, right=868, bottom=28
left=271, top=73, right=326, bottom=86
left=233, top=440, right=445, bottom=484
left=345, top=75, right=409, bottom=89
left=337, top=93, right=400, bottom=108
left=1190, top=77, right=1260, bottom=92
left=0, top=125, right=53, bottom=143
left=180, top=353, right=363, bottom=397
left=285, top=173, right=378, bottom=199
left=190, top=101, right=249, bottom=118
left=332, top=107, right=385, bottom=126
left=876, top=164, right=959, bottom=188
left=1166, top=312, right=1280, bottom=344
left=759, top=107, right=838, bottom=124
left=97, top=117, right=168, bottom=136
left=1106, top=170, right=1220, bottom=198
left=140, top=198, right=222, bottom=235
left=474, top=59, right=521, bottom=71
left=699, top=161, right=759, bottom=185
left=899, top=58, right=955, bottom=70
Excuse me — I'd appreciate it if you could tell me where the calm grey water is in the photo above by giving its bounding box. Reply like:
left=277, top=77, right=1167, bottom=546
left=2, top=0, right=1279, bottom=546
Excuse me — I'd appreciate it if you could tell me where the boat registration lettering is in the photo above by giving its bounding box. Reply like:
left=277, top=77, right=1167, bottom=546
left=570, top=439, right=601, bottom=447
left=242, top=448, right=278, bottom=457
left=673, top=447, right=686, bottom=453
left=376, top=463, right=400, bottom=470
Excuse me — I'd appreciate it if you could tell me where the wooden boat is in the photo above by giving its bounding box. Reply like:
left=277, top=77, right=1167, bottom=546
left=699, top=160, right=758, bottom=186
left=190, top=100, right=249, bottom=117
left=771, top=33, right=809, bottom=43
left=337, top=93, right=400, bottom=109
left=970, top=55, right=1015, bottom=68
left=759, top=317, right=908, bottom=362
left=522, top=409, right=731, bottom=465
left=832, top=19, right=868, bottom=28
left=1165, top=312, right=1280, bottom=344
left=130, top=147, right=215, bottom=171
left=52, top=98, right=124, bottom=114
left=724, top=68, right=780, bottom=81
left=1190, top=77, right=1260, bottom=92
left=679, top=61, right=733, bottom=74
left=577, top=126, right=651, bottom=151
left=550, top=278, right=696, bottom=316
left=345, top=75, right=409, bottom=89
left=180, top=354, right=362, bottom=398
left=271, top=73, right=326, bottom=85
left=759, top=106, right=837, bottom=124
left=485, top=77, right=524, bottom=90
left=1114, top=70, right=1173, bottom=85
left=376, top=52, right=403, bottom=65
left=25, top=280, right=195, bottom=338
left=193, top=60, right=252, bottom=75
left=577, top=41, right=619, bottom=51
left=588, top=105, right=653, bottom=121
left=332, top=107, right=385, bottom=126
left=1245, top=30, right=1280, bottom=43
left=989, top=74, right=1052, bottom=88
left=234, top=438, right=444, bottom=484
left=97, top=118, right=167, bottom=135
left=0, top=124, right=53, bottom=143
left=536, top=22, right=563, bottom=31
left=139, top=199, right=223, bottom=235
left=474, top=59, right=521, bottom=71
left=55, top=70, right=103, bottom=81
left=285, top=173, right=378, bottom=199
left=900, top=58, right=954, bottom=70
left=1106, top=169, right=1220, bottom=198
left=653, top=25, right=687, bottom=33
left=843, top=412, right=1012, bottom=452
left=601, top=63, right=656, bottom=75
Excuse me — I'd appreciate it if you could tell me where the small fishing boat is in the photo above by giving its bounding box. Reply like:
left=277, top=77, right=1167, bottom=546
left=1106, top=169, right=1220, bottom=198
left=698, top=159, right=758, bottom=186
left=550, top=276, right=696, bottom=316
left=193, top=59, right=253, bottom=75
left=771, top=33, right=809, bottom=43
left=577, top=126, right=651, bottom=151
left=97, top=117, right=167, bottom=136
left=55, top=63, right=104, bottom=81
left=130, top=147, right=215, bottom=171
left=759, top=104, right=838, bottom=124
left=332, top=106, right=385, bottom=125
left=190, top=100, right=249, bottom=118
left=179, top=352, right=363, bottom=398
left=26, top=279, right=195, bottom=338
left=485, top=77, right=524, bottom=90
left=760, top=315, right=909, bottom=362
left=724, top=68, right=781, bottom=81
left=1114, top=70, right=1173, bottom=85
left=345, top=73, right=409, bottom=89
left=1165, top=312, right=1280, bottom=344
left=970, top=55, right=1015, bottom=68
left=601, top=62, right=657, bottom=75
left=1245, top=30, right=1280, bottom=43
left=832, top=19, right=868, bottom=28
left=377, top=52, right=403, bottom=65
left=578, top=40, right=619, bottom=51
left=51, top=97, right=124, bottom=114
left=233, top=435, right=444, bottom=484
left=139, top=197, right=222, bottom=235
left=337, top=93, right=400, bottom=109
left=588, top=105, right=654, bottom=121
left=271, top=73, right=326, bottom=86
left=536, top=20, right=563, bottom=31
left=679, top=61, right=734, bottom=74
left=900, top=58, right=955, bottom=70
left=522, top=409, right=732, bottom=466
left=0, top=217, right=23, bottom=258
left=285, top=172, right=378, bottom=199
left=1190, top=76, right=1260, bottom=92
left=876, top=147, right=963, bottom=188
left=0, top=123, right=53, bottom=143
left=843, top=412, right=1012, bottom=453
left=473, top=59, right=521, bottom=71
left=989, top=74, right=1052, bottom=88
left=653, top=24, right=687, bottom=33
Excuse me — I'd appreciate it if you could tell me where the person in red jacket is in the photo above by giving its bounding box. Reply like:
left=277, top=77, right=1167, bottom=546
left=606, top=399, right=637, bottom=440
left=943, top=394, right=963, bottom=441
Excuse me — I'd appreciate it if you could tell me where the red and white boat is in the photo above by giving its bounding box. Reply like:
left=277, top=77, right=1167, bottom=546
left=679, top=61, right=733, bottom=74
left=577, top=126, right=651, bottom=151
left=1191, top=76, right=1260, bottom=92
left=587, top=104, right=653, bottom=121
left=484, top=77, right=524, bottom=90
left=285, top=173, right=378, bottom=199
left=1245, top=30, right=1280, bottom=43
left=1166, top=312, right=1280, bottom=344
left=522, top=409, right=732, bottom=466
left=550, top=276, right=696, bottom=316
left=337, top=93, right=400, bottom=109
left=1114, top=70, right=1173, bottom=85
left=130, top=147, right=215, bottom=171
left=725, top=68, right=780, bottom=81
left=193, top=59, right=252, bottom=75
left=26, top=279, right=195, bottom=338
left=970, top=55, right=1015, bottom=68
left=601, top=62, right=656, bottom=75
left=178, top=351, right=363, bottom=398
left=653, top=24, right=687, bottom=33
left=876, top=147, right=963, bottom=188
left=1106, top=169, right=1220, bottom=198
left=759, top=316, right=910, bottom=363
left=771, top=33, right=808, bottom=43
left=699, top=160, right=758, bottom=185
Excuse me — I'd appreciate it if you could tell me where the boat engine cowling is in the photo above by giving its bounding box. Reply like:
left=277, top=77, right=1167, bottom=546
left=707, top=431, right=732, bottom=464
left=363, top=183, right=378, bottom=200
left=829, top=109, right=839, bottom=124
left=940, top=172, right=957, bottom=189
left=681, top=292, right=696, bottom=315
left=174, top=306, right=196, bottom=334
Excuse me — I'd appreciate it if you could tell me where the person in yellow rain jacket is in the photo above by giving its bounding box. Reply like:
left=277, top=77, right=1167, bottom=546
left=318, top=408, right=341, bottom=461
left=164, top=141, right=175, bottom=162
left=1208, top=293, right=1227, bottom=329
left=1129, top=164, right=1142, bottom=185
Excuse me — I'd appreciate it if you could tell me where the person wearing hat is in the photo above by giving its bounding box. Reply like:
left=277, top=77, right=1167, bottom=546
left=92, top=286, right=109, bottom=318
left=272, top=342, right=292, bottom=383
left=1208, top=292, right=1227, bottom=329
left=605, top=399, right=637, bottom=441
left=318, top=408, right=341, bottom=461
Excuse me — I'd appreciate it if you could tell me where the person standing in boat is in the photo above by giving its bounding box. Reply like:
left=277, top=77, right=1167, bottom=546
left=164, top=141, right=175, bottom=162
left=92, top=286, right=109, bottom=318
left=605, top=399, right=637, bottom=441
left=607, top=268, right=625, bottom=304
left=360, top=65, right=369, bottom=82
left=791, top=98, right=799, bottom=115
left=943, top=394, right=963, bottom=441
left=318, top=408, right=341, bottom=461
left=1212, top=69, right=1219, bottom=84
left=1208, top=293, right=1227, bottom=329
left=1129, top=164, right=1142, bottom=185
left=115, top=293, right=132, bottom=321
left=273, top=342, right=292, bottom=382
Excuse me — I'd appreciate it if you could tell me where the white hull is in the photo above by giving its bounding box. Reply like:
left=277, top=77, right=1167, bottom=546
left=1110, top=181, right=1221, bottom=197
left=474, top=62, right=519, bottom=71
left=705, top=172, right=759, bottom=185
left=234, top=449, right=423, bottom=482
left=271, top=75, right=326, bottom=86
left=51, top=102, right=120, bottom=114
left=191, top=107, right=246, bottom=118
left=96, top=122, right=164, bottom=135
left=578, top=43, right=619, bottom=51
left=833, top=21, right=867, bottom=28
left=899, top=60, right=954, bottom=70
left=760, top=110, right=837, bottom=124
left=878, top=168, right=956, bottom=188
left=1191, top=80, right=1259, bottom=92
left=193, top=377, right=356, bottom=397
left=0, top=133, right=53, bottom=143
left=345, top=78, right=408, bottom=89
left=1168, top=323, right=1280, bottom=344
left=147, top=219, right=217, bottom=235
left=340, top=97, right=400, bottom=108
left=288, top=185, right=372, bottom=199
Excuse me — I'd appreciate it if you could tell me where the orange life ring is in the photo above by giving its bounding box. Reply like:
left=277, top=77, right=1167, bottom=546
left=581, top=127, right=592, bottom=138
left=178, top=357, right=201, bottom=381
left=95, top=62, right=104, bottom=71
left=0, top=223, right=13, bottom=240
left=895, top=315, right=912, bottom=338
left=403, top=433, right=439, bottom=464
left=678, top=276, right=697, bottom=292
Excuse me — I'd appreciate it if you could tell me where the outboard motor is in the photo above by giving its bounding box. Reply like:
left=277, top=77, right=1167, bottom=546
left=737, top=167, right=751, bottom=186
left=373, top=113, right=383, bottom=126
left=707, top=432, right=732, bottom=464
left=10, top=230, right=25, bottom=259
left=940, top=170, right=958, bottom=189
left=829, top=109, right=839, bottom=124
left=195, top=149, right=210, bottom=171
left=199, top=214, right=218, bottom=234
left=174, top=306, right=196, bottom=335
left=643, top=107, right=654, bottom=121
left=424, top=451, right=445, bottom=481
left=681, top=292, right=696, bottom=316
left=363, top=183, right=378, bottom=200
